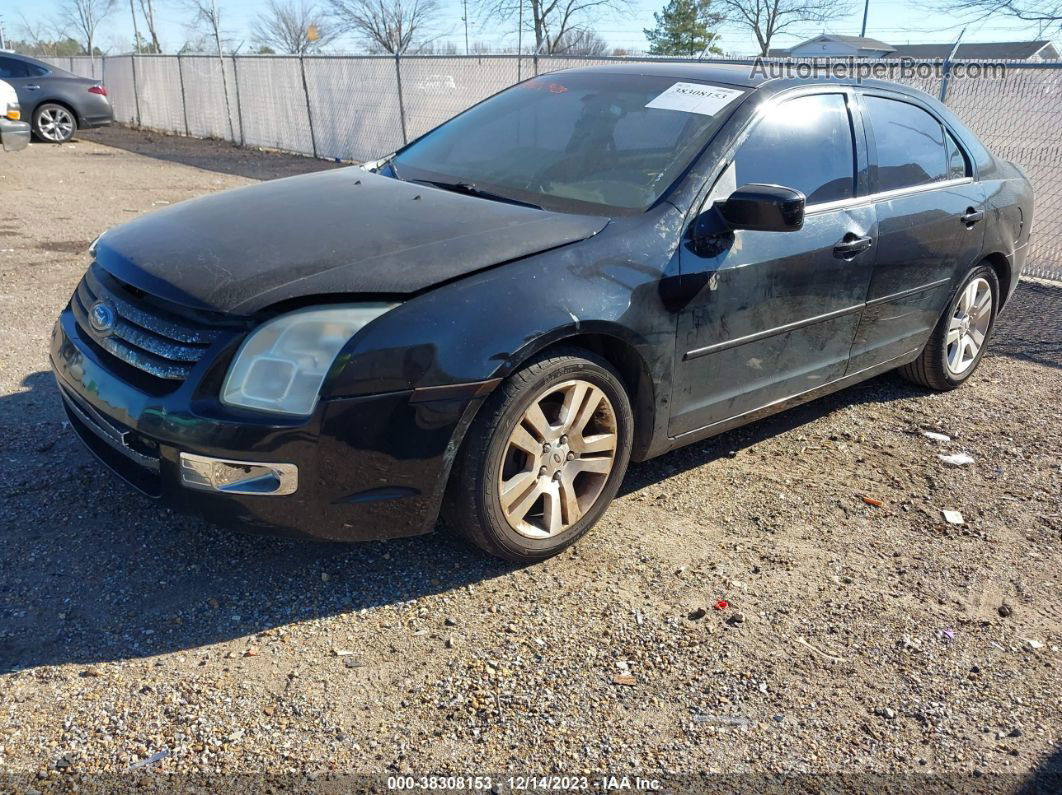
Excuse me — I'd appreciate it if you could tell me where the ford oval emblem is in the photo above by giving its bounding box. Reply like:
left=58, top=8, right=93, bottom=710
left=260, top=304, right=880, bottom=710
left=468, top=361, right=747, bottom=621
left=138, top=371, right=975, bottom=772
left=89, top=301, right=117, bottom=333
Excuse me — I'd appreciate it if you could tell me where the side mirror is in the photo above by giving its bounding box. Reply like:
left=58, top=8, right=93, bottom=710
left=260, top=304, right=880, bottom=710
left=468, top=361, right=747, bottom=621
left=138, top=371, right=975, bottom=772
left=719, top=183, right=805, bottom=232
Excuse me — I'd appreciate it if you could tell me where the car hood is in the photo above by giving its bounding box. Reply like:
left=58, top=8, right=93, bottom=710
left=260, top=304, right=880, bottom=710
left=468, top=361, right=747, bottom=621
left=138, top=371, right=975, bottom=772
left=93, top=168, right=609, bottom=315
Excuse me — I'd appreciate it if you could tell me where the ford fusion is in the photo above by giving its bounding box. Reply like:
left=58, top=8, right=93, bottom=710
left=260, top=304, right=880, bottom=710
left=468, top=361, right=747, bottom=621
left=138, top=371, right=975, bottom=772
left=51, top=64, right=1032, bottom=561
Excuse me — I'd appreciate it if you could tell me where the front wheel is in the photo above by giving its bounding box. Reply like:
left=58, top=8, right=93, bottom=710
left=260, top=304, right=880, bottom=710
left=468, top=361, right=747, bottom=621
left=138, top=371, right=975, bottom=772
left=33, top=103, right=78, bottom=143
left=444, top=347, right=634, bottom=562
left=899, top=263, right=1000, bottom=390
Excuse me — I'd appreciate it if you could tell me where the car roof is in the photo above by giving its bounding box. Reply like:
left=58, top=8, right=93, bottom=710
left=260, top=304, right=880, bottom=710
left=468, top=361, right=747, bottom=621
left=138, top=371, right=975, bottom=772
left=556, top=61, right=934, bottom=102
left=557, top=61, right=769, bottom=88
left=2, top=51, right=62, bottom=70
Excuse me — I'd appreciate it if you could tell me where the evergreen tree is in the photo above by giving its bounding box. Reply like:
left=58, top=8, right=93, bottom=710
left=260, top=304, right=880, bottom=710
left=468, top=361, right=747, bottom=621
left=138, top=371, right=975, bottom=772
left=644, top=0, right=724, bottom=57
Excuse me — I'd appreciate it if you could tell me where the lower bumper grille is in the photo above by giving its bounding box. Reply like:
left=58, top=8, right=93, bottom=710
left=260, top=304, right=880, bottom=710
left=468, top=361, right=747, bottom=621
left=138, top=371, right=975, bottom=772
left=58, top=382, right=162, bottom=497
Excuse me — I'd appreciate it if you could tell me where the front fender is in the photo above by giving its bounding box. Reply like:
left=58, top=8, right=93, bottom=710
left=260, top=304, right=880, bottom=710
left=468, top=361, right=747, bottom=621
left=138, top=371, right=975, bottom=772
left=321, top=205, right=683, bottom=401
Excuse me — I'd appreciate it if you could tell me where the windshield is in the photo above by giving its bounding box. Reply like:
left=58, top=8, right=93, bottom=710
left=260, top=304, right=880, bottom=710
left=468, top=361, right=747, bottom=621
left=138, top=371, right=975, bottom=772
left=390, top=73, right=747, bottom=215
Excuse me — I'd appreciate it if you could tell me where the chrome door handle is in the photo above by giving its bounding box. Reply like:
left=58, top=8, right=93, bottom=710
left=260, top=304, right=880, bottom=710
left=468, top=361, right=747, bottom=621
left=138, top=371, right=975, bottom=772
left=25, top=85, right=41, bottom=90
left=833, top=235, right=873, bottom=259
left=961, top=209, right=984, bottom=226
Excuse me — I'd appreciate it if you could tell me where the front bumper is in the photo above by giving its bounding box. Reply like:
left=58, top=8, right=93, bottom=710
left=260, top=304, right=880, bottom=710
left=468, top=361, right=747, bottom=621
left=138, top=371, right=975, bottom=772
left=50, top=307, right=485, bottom=542
left=1, top=118, right=31, bottom=152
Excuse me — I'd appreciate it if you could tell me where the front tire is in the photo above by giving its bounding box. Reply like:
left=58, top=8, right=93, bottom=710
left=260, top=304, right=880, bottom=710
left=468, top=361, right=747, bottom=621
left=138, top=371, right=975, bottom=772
left=33, top=103, right=78, bottom=143
left=444, top=347, right=634, bottom=562
left=900, top=262, right=999, bottom=390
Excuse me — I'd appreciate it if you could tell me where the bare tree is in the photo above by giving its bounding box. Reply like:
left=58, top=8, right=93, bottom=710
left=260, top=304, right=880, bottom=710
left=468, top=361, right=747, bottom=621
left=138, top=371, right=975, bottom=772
left=936, top=0, right=1060, bottom=31
left=717, top=0, right=851, bottom=56
left=328, top=0, right=441, bottom=54
left=183, top=0, right=231, bottom=53
left=253, top=0, right=337, bottom=54
left=553, top=27, right=609, bottom=54
left=182, top=0, right=235, bottom=138
left=56, top=0, right=117, bottom=54
left=138, top=0, right=163, bottom=52
left=477, top=0, right=631, bottom=55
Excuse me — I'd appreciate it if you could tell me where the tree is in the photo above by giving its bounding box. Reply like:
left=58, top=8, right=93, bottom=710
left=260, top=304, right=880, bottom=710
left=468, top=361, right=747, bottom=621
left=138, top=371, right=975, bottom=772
left=56, top=0, right=117, bottom=55
left=716, top=0, right=850, bottom=56
left=183, top=0, right=231, bottom=53
left=477, top=0, right=632, bottom=55
left=553, top=27, right=609, bottom=54
left=138, top=0, right=163, bottom=53
left=644, top=0, right=724, bottom=56
left=253, top=0, right=337, bottom=54
left=327, top=0, right=441, bottom=54
left=937, top=0, right=1061, bottom=32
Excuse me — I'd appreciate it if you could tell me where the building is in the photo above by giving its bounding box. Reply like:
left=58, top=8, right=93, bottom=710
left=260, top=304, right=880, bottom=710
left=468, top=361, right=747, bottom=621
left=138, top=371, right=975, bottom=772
left=889, top=40, right=1059, bottom=60
left=769, top=35, right=1059, bottom=61
left=770, top=34, right=897, bottom=58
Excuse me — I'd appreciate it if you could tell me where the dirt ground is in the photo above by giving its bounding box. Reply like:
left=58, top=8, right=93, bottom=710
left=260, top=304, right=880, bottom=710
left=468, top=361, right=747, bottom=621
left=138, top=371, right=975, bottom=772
left=0, top=130, right=1059, bottom=792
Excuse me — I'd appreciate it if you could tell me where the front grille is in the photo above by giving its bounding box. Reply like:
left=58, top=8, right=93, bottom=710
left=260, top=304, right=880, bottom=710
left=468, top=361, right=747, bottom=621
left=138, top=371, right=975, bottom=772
left=70, top=265, right=222, bottom=383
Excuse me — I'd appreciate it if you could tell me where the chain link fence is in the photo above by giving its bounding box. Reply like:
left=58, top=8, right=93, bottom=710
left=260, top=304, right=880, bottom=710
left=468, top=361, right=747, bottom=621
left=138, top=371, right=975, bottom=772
left=41, top=53, right=1062, bottom=281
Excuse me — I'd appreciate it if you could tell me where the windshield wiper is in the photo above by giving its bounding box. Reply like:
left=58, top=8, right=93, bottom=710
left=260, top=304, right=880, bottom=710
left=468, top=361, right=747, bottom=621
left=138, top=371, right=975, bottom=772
left=410, top=179, right=542, bottom=210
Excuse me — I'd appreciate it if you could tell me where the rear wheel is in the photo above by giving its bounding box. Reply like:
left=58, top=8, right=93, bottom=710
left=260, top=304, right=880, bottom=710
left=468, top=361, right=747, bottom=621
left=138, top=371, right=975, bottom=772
left=899, top=263, right=999, bottom=390
left=444, top=347, right=633, bottom=562
left=33, top=103, right=78, bottom=143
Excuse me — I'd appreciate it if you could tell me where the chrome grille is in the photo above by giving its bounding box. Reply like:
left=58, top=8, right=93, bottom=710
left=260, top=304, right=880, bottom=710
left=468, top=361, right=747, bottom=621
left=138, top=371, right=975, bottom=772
left=70, top=265, right=221, bottom=381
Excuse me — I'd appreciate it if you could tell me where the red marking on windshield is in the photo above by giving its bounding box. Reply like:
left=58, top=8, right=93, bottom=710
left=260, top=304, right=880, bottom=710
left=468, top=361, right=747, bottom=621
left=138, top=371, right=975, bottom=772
left=548, top=83, right=568, bottom=94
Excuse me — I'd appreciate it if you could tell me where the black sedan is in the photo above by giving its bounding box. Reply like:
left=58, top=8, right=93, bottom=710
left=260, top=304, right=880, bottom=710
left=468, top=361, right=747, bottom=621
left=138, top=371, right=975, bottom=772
left=0, top=52, right=112, bottom=143
left=51, top=64, right=1032, bottom=561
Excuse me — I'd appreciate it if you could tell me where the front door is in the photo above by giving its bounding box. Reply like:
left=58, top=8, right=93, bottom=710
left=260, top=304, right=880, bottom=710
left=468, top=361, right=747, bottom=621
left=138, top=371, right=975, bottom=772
left=670, top=90, right=876, bottom=438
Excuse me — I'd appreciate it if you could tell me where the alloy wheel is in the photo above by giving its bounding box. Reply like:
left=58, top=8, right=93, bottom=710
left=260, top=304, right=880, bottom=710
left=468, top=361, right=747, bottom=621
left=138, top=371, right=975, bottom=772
left=946, top=277, right=993, bottom=376
left=498, top=379, right=618, bottom=539
left=38, top=107, right=75, bottom=142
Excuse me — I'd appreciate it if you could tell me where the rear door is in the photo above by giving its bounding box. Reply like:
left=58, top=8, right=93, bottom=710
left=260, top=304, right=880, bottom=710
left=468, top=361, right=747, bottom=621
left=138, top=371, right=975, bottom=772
left=847, top=91, right=986, bottom=372
left=670, top=89, right=876, bottom=437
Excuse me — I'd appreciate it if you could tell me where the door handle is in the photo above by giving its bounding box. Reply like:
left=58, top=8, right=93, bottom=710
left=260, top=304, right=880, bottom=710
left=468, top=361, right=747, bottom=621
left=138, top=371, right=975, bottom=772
left=25, top=85, right=41, bottom=91
left=833, top=234, right=873, bottom=259
left=961, top=208, right=984, bottom=226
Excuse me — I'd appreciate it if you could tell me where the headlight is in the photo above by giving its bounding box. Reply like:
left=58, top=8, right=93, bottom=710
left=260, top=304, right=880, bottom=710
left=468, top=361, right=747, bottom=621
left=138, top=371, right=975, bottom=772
left=221, top=303, right=397, bottom=417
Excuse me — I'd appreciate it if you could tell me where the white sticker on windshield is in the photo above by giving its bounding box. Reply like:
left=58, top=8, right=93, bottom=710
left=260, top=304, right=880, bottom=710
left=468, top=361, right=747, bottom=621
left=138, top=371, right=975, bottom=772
left=645, top=83, right=744, bottom=116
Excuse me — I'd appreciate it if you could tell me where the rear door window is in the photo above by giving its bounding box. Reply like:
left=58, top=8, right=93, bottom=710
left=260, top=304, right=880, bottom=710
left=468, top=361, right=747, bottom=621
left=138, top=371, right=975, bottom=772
left=732, top=93, right=855, bottom=205
left=865, top=96, right=949, bottom=191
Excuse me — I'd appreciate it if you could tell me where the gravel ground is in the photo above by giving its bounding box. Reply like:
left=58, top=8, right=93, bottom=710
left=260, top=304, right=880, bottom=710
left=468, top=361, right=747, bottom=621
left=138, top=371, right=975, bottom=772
left=0, top=131, right=1059, bottom=792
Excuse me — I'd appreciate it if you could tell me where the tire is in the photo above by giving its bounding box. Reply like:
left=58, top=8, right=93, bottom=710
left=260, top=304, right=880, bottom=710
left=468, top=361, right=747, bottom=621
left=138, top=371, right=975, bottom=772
left=899, top=262, right=1000, bottom=390
left=443, top=347, right=634, bottom=562
left=33, top=103, right=78, bottom=143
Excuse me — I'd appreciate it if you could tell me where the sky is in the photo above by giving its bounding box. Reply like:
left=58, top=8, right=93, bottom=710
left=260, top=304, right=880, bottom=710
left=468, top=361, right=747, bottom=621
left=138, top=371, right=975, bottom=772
left=0, top=0, right=1056, bottom=56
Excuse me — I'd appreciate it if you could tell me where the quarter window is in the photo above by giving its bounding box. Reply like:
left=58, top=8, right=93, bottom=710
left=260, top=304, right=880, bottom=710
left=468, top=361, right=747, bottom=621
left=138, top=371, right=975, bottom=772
left=732, top=93, right=855, bottom=205
left=865, top=96, right=949, bottom=191
left=946, top=131, right=970, bottom=179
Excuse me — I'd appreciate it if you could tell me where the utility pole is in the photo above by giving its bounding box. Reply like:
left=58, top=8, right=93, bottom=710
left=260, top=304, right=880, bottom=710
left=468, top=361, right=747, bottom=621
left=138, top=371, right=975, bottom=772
left=462, top=0, right=470, bottom=54
left=0, top=15, right=7, bottom=50
left=860, top=0, right=869, bottom=37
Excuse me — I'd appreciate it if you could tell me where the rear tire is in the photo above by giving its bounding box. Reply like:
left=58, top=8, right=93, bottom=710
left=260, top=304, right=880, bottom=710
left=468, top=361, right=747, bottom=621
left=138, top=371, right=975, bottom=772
left=33, top=103, right=78, bottom=143
left=443, top=347, right=633, bottom=562
left=899, top=262, right=999, bottom=390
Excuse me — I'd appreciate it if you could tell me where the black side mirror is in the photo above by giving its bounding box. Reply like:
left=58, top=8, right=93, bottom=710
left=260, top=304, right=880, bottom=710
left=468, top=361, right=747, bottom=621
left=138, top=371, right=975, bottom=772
left=719, top=183, right=805, bottom=232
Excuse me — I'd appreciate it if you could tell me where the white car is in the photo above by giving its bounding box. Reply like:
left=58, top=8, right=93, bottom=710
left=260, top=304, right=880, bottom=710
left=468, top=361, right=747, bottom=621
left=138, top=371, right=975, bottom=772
left=0, top=78, right=30, bottom=151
